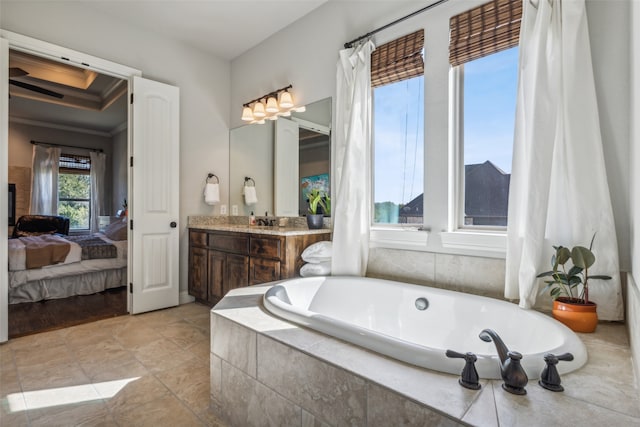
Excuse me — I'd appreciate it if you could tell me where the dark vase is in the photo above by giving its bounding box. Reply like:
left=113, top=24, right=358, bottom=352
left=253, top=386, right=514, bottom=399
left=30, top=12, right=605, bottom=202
left=306, top=214, right=324, bottom=229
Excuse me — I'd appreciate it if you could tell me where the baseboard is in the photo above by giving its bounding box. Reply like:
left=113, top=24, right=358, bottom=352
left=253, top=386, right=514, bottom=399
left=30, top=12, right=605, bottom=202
left=627, top=272, right=640, bottom=388
left=180, top=290, right=196, bottom=305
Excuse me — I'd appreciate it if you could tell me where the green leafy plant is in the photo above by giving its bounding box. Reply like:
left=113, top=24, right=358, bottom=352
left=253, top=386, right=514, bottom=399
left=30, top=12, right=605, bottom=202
left=537, top=234, right=611, bottom=304
left=307, top=189, right=330, bottom=215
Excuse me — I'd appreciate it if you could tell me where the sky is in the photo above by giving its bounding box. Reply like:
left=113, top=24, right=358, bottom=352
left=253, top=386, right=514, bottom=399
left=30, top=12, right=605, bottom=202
left=373, top=47, right=519, bottom=205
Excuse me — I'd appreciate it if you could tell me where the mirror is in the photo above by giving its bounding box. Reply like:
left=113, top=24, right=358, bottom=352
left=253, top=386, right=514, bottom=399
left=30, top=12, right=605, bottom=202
left=229, top=97, right=331, bottom=217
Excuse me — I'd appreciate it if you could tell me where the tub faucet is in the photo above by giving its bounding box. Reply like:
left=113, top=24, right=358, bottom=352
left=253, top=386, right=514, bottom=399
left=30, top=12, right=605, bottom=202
left=479, top=328, right=528, bottom=395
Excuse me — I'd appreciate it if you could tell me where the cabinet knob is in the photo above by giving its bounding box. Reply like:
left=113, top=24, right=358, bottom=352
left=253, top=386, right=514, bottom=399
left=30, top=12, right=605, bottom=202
left=170, top=221, right=177, bottom=228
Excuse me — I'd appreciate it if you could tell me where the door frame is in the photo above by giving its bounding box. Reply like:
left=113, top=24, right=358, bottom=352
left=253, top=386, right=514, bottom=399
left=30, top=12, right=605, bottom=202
left=0, top=30, right=141, bottom=342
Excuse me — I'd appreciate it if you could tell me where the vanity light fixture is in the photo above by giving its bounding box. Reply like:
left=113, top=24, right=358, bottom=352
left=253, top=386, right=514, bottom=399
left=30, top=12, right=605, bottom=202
left=241, top=85, right=305, bottom=124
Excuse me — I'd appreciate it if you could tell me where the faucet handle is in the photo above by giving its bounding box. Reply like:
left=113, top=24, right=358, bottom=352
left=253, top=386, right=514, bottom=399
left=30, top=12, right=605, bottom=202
left=539, top=352, right=574, bottom=392
left=446, top=350, right=481, bottom=390
left=502, top=351, right=528, bottom=395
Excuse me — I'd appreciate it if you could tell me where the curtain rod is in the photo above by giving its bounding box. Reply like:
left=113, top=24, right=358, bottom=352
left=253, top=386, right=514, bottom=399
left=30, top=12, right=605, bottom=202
left=344, top=0, right=451, bottom=48
left=31, top=140, right=103, bottom=153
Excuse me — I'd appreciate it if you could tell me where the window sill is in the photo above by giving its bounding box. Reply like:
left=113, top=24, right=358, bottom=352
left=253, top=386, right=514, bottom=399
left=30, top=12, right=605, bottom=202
left=440, top=230, right=506, bottom=255
left=369, top=227, right=429, bottom=251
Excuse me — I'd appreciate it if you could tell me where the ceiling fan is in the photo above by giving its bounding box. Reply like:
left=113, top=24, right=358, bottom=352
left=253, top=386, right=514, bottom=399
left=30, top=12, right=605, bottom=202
left=9, top=67, right=64, bottom=99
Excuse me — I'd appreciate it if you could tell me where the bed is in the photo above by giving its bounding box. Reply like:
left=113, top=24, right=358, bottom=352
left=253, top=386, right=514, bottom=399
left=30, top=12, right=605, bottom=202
left=8, top=219, right=128, bottom=304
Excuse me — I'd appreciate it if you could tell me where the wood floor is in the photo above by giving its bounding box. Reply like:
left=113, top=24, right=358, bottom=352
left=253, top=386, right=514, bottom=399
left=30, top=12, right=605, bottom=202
left=8, top=286, right=128, bottom=338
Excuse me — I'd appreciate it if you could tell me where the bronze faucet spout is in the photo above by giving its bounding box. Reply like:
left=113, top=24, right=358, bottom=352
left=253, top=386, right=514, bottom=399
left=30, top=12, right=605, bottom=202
left=479, top=328, right=509, bottom=364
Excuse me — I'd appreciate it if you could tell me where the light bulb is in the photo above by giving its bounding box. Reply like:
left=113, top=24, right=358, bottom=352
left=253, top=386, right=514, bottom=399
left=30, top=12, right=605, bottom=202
left=265, top=96, right=279, bottom=113
left=241, top=106, right=254, bottom=121
left=253, top=101, right=266, bottom=118
left=279, top=91, right=294, bottom=108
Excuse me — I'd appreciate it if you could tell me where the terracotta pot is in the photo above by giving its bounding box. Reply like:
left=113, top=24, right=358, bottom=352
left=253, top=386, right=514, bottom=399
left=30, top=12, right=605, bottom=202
left=552, top=297, right=598, bottom=333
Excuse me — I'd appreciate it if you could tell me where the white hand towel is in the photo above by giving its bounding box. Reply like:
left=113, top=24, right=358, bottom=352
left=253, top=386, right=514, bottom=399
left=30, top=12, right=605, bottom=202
left=204, top=183, right=220, bottom=205
left=244, top=185, right=258, bottom=206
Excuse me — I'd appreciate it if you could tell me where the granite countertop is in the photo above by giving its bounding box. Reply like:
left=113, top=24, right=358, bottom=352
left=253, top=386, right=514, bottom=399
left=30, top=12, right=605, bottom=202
left=212, top=285, right=640, bottom=426
left=188, top=215, right=331, bottom=236
left=189, top=223, right=331, bottom=236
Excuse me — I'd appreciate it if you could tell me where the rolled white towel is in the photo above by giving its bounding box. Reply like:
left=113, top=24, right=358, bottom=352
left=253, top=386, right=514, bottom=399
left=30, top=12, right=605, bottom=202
left=244, top=185, right=258, bottom=205
left=300, top=261, right=331, bottom=277
left=204, top=183, right=220, bottom=205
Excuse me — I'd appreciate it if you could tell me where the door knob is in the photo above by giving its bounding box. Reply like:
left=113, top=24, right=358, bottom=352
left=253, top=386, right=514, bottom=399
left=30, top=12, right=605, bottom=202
left=170, top=221, right=177, bottom=228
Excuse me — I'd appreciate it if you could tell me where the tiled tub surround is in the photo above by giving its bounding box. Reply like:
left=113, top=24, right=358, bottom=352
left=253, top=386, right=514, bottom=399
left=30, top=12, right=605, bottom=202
left=211, top=286, right=640, bottom=427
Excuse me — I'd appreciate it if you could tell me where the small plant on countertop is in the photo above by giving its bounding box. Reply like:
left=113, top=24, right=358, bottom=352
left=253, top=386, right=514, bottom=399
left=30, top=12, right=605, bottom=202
left=308, top=189, right=330, bottom=216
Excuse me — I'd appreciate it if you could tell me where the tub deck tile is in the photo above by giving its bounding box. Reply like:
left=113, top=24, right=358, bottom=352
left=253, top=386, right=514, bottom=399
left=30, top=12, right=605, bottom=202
left=460, top=382, right=499, bottom=427
left=257, top=334, right=367, bottom=426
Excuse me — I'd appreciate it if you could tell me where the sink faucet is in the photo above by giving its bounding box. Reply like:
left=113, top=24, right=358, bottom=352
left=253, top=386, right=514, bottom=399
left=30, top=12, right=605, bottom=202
left=479, top=328, right=528, bottom=395
left=256, top=218, right=276, bottom=226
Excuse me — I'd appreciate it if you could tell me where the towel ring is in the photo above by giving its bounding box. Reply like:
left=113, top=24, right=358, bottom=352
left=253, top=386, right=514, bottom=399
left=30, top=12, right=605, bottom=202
left=244, top=176, right=255, bottom=187
left=206, top=173, right=219, bottom=184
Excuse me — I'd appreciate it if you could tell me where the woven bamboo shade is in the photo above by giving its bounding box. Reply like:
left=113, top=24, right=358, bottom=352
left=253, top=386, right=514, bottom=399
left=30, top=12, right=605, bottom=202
left=371, top=29, right=424, bottom=88
left=449, top=0, right=522, bottom=67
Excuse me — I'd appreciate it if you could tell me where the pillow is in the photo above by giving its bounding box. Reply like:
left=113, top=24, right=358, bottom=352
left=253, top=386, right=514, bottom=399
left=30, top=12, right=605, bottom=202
left=103, top=220, right=128, bottom=241
left=300, top=261, right=331, bottom=277
left=301, top=241, right=332, bottom=264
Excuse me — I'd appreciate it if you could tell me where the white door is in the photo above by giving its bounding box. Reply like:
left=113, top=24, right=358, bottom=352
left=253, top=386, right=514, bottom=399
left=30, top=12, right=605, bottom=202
left=130, top=76, right=180, bottom=314
left=274, top=118, right=299, bottom=216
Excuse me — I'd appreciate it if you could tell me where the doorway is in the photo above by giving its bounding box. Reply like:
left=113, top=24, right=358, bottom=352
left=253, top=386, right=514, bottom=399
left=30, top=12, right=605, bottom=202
left=1, top=30, right=181, bottom=343
left=7, top=49, right=129, bottom=337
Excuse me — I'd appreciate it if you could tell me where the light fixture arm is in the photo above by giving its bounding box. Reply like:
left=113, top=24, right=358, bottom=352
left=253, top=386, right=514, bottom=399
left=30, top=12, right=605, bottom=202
left=242, top=84, right=292, bottom=108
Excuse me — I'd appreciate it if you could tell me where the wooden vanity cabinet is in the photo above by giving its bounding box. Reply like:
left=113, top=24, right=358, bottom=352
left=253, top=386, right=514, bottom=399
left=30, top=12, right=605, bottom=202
left=188, top=228, right=330, bottom=305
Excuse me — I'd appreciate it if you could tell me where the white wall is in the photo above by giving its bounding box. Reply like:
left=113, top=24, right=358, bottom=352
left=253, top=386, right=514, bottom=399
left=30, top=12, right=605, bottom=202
left=628, top=0, right=640, bottom=384
left=1, top=1, right=231, bottom=293
left=231, top=0, right=632, bottom=295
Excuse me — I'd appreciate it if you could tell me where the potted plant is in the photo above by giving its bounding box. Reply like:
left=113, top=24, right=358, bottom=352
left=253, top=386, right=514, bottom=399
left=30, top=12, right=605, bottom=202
left=537, top=234, right=611, bottom=333
left=306, top=189, right=329, bottom=229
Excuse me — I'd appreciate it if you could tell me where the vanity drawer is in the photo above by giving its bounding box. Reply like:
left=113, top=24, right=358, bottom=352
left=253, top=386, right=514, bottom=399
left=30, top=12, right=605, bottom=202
left=208, top=233, right=249, bottom=254
left=189, top=231, right=207, bottom=248
left=250, top=236, right=282, bottom=260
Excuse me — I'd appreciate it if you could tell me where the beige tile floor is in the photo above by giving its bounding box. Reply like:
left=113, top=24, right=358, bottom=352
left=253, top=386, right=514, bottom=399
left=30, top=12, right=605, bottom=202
left=0, top=302, right=226, bottom=427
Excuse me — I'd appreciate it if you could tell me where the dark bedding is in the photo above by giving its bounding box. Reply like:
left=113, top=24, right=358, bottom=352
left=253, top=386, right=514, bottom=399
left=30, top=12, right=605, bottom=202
left=66, top=235, right=117, bottom=260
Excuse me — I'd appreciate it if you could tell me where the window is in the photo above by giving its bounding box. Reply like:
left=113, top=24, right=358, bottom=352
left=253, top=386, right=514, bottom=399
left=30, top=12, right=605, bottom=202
left=372, top=30, right=425, bottom=225
left=450, top=0, right=522, bottom=228
left=58, top=153, right=91, bottom=230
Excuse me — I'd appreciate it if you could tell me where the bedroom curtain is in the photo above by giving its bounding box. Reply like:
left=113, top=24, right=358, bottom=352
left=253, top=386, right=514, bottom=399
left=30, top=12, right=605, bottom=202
left=89, top=151, right=106, bottom=234
left=332, top=40, right=375, bottom=276
left=30, top=145, right=61, bottom=215
left=505, top=0, right=623, bottom=320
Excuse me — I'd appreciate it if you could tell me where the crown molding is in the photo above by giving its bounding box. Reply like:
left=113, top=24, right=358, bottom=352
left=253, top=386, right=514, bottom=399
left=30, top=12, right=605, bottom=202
left=9, top=116, right=112, bottom=138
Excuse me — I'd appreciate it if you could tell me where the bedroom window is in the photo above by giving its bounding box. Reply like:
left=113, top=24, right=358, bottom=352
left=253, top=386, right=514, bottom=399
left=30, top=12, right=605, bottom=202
left=372, top=29, right=425, bottom=225
left=449, top=0, right=521, bottom=228
left=58, top=153, right=91, bottom=230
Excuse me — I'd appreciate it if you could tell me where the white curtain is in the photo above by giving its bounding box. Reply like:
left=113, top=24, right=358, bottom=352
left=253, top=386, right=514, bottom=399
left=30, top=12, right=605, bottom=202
left=505, top=0, right=623, bottom=320
left=90, top=151, right=106, bottom=234
left=332, top=40, right=375, bottom=276
left=30, top=145, right=61, bottom=215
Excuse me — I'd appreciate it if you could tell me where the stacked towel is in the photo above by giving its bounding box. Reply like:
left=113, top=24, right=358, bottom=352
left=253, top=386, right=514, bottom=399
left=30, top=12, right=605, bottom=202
left=299, top=241, right=332, bottom=277
left=244, top=185, right=258, bottom=206
left=204, top=183, right=220, bottom=205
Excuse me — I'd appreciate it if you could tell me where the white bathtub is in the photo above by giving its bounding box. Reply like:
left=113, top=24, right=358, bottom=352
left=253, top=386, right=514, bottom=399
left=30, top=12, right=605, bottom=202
left=263, top=276, right=587, bottom=379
